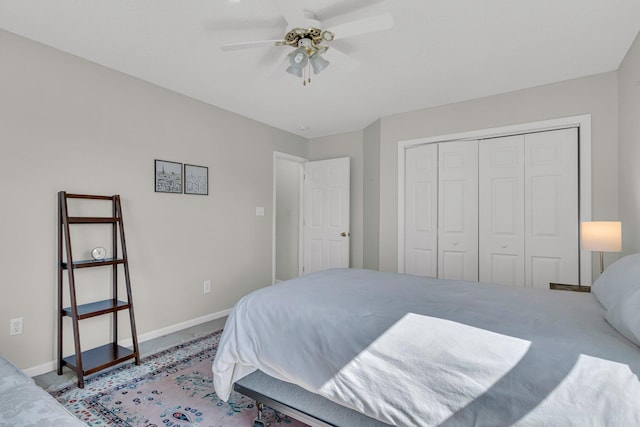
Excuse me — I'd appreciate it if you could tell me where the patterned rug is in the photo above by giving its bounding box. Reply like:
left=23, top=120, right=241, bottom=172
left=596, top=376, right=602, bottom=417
left=48, top=330, right=308, bottom=427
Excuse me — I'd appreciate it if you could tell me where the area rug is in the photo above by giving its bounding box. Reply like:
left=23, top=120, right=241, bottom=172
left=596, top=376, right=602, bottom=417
left=48, top=330, right=308, bottom=427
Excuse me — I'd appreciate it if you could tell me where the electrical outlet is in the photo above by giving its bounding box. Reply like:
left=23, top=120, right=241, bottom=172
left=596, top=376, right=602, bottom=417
left=10, top=317, right=23, bottom=336
left=203, top=280, right=211, bottom=294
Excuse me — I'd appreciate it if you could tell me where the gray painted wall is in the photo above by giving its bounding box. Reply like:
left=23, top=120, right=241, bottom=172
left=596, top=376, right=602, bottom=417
left=275, top=158, right=301, bottom=281
left=0, top=29, right=307, bottom=370
left=618, top=32, right=640, bottom=255
left=363, top=120, right=381, bottom=270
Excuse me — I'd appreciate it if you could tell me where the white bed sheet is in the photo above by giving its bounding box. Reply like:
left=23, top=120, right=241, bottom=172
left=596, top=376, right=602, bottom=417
left=213, top=269, right=640, bottom=426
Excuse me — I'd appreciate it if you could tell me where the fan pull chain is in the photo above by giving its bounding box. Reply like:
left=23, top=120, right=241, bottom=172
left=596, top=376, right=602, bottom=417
left=303, top=62, right=311, bottom=86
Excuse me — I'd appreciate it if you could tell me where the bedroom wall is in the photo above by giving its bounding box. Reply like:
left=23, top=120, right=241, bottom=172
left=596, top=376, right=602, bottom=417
left=308, top=131, right=364, bottom=269
left=375, top=72, right=619, bottom=274
left=275, top=158, right=301, bottom=281
left=363, top=119, right=381, bottom=270
left=0, top=29, right=307, bottom=371
left=618, top=32, right=640, bottom=255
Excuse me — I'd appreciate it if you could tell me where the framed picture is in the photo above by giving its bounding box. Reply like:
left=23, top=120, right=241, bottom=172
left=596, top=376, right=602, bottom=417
left=155, top=160, right=183, bottom=193
left=184, top=164, right=208, bottom=195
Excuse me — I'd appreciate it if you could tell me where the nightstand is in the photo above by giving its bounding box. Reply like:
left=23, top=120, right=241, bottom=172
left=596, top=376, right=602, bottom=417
left=549, top=282, right=591, bottom=292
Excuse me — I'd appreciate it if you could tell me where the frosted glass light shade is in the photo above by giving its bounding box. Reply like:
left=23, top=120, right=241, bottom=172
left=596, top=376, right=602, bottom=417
left=582, top=222, right=622, bottom=252
left=310, top=54, right=329, bottom=74
left=287, top=48, right=308, bottom=78
left=286, top=65, right=303, bottom=77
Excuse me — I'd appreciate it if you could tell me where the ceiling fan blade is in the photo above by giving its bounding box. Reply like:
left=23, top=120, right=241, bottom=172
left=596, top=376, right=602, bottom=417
left=327, top=13, right=394, bottom=40
left=275, top=0, right=307, bottom=27
left=268, top=51, right=290, bottom=80
left=220, top=39, right=281, bottom=51
left=325, top=46, right=358, bottom=71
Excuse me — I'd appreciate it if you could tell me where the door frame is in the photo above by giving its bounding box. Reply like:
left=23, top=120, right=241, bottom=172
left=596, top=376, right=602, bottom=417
left=397, top=114, right=592, bottom=286
left=272, top=151, right=306, bottom=285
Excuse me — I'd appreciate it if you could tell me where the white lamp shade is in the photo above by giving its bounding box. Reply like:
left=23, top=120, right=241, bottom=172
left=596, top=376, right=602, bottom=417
left=581, top=221, right=622, bottom=252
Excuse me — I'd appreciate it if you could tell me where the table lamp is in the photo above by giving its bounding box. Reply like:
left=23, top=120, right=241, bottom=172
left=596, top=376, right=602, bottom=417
left=581, top=221, right=622, bottom=273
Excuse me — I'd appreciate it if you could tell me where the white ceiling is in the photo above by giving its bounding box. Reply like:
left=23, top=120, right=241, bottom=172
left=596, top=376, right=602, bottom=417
left=1, top=0, right=639, bottom=138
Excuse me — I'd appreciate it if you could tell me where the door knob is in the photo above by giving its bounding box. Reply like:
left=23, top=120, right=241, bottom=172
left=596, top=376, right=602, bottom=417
left=341, top=232, right=350, bottom=237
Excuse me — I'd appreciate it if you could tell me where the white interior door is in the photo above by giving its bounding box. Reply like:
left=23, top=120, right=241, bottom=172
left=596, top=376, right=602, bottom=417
left=479, top=135, right=526, bottom=287
left=524, top=128, right=579, bottom=288
left=303, top=157, right=350, bottom=274
left=438, top=140, right=479, bottom=281
left=404, top=144, right=438, bottom=277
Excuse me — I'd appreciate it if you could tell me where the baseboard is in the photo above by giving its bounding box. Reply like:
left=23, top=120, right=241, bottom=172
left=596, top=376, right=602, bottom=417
left=24, top=308, right=231, bottom=378
left=118, top=308, right=231, bottom=348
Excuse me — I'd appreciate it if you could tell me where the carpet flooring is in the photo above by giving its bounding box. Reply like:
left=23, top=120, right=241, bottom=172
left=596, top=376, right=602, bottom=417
left=47, top=330, right=308, bottom=427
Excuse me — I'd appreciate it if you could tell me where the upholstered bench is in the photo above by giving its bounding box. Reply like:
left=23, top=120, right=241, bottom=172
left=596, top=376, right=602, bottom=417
left=0, top=354, right=85, bottom=426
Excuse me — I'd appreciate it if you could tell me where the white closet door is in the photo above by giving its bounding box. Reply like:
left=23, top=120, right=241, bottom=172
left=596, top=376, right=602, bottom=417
left=404, top=144, right=438, bottom=277
left=438, top=140, right=479, bottom=281
left=479, top=135, right=526, bottom=287
left=524, top=129, right=579, bottom=288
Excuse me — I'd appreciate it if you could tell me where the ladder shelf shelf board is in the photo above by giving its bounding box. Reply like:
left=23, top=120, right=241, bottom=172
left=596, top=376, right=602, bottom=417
left=61, top=299, right=131, bottom=319
left=61, top=343, right=137, bottom=377
left=57, top=191, right=140, bottom=388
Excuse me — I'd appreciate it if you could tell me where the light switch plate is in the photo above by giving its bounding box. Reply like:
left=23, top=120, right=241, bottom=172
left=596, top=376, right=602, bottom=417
left=256, top=207, right=265, bottom=216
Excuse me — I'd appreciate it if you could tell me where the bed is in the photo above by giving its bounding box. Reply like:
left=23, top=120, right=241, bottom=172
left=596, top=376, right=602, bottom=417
left=212, top=257, right=640, bottom=426
left=0, top=353, right=86, bottom=427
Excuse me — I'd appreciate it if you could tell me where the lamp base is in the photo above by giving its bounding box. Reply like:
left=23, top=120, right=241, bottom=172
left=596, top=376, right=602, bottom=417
left=599, top=251, right=604, bottom=274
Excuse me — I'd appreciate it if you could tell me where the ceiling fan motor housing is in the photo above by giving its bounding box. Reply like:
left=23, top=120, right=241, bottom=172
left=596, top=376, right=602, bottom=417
left=283, top=27, right=333, bottom=55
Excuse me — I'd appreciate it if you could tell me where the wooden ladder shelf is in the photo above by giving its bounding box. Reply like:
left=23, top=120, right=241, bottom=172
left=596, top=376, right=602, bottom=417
left=57, top=191, right=140, bottom=388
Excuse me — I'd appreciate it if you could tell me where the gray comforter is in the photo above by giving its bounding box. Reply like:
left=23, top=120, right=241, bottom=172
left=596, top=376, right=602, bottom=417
left=213, top=269, right=640, bottom=426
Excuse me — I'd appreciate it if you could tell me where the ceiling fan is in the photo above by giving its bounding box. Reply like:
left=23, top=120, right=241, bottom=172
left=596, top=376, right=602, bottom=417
left=220, top=0, right=394, bottom=85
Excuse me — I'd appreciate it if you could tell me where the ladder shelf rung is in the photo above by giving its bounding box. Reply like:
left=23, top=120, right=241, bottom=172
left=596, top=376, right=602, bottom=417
left=61, top=258, right=125, bottom=269
left=64, top=194, right=114, bottom=201
left=67, top=216, right=118, bottom=224
left=62, top=299, right=130, bottom=319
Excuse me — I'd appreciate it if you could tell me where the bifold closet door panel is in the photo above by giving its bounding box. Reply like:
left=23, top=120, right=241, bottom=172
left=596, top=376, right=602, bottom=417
left=438, top=140, right=479, bottom=281
left=524, top=128, right=579, bottom=288
left=404, top=144, right=438, bottom=277
left=479, top=135, right=526, bottom=287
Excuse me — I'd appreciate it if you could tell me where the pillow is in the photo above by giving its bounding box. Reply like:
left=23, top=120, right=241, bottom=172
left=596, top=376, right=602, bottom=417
left=591, top=253, right=640, bottom=309
left=605, top=287, right=640, bottom=346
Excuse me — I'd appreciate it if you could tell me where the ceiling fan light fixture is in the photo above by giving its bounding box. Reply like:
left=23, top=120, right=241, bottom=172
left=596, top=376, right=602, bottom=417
left=220, top=6, right=395, bottom=85
left=286, top=65, right=304, bottom=77
left=287, top=47, right=310, bottom=79
left=321, top=30, right=335, bottom=41
left=310, top=53, right=330, bottom=74
left=288, top=47, right=308, bottom=67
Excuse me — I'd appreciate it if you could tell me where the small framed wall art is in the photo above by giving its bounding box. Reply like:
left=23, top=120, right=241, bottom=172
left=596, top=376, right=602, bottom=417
left=155, top=159, right=183, bottom=193
left=184, top=164, right=208, bottom=195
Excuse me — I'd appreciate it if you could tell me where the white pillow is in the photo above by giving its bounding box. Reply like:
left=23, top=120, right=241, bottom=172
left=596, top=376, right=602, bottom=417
left=605, top=288, right=640, bottom=346
left=591, top=253, right=640, bottom=309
